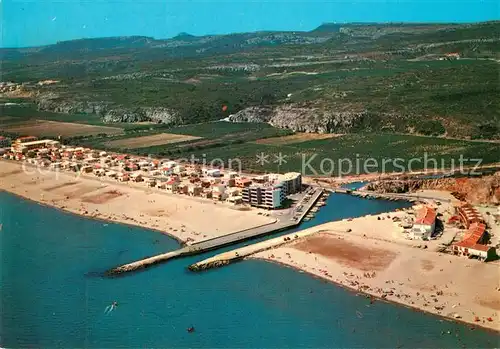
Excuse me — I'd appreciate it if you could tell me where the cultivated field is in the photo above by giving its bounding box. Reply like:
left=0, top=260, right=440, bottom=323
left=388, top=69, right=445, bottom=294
left=172, top=133, right=500, bottom=174
left=105, top=133, right=202, bottom=149
left=0, top=116, right=16, bottom=123
left=4, top=120, right=123, bottom=137
left=254, top=132, right=342, bottom=145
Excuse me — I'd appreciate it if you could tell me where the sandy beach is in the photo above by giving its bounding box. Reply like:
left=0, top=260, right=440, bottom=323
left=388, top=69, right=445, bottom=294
left=0, top=160, right=276, bottom=243
left=252, top=212, right=500, bottom=332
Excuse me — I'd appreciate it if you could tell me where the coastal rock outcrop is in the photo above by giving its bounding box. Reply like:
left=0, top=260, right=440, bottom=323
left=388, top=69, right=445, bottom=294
left=228, top=105, right=369, bottom=133
left=365, top=172, right=500, bottom=204
left=35, top=92, right=180, bottom=125
left=227, top=106, right=273, bottom=123
left=271, top=106, right=367, bottom=133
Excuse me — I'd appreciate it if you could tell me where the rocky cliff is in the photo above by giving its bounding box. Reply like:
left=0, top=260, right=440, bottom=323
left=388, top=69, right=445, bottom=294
left=227, top=105, right=369, bottom=133
left=365, top=173, right=500, bottom=204
left=34, top=91, right=371, bottom=132
left=35, top=93, right=180, bottom=124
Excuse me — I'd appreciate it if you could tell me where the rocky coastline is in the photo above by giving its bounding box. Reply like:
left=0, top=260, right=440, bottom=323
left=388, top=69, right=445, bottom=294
left=365, top=173, right=500, bottom=205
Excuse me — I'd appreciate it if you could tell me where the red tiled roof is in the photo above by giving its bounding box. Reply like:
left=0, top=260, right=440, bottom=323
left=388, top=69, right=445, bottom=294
left=415, top=206, right=437, bottom=226
left=453, top=223, right=487, bottom=249
left=469, top=244, right=490, bottom=252
left=457, top=203, right=484, bottom=226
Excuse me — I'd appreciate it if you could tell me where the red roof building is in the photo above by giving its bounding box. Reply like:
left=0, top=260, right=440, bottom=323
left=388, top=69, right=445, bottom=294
left=456, top=203, right=484, bottom=228
left=116, top=154, right=129, bottom=161
left=452, top=223, right=495, bottom=260
left=235, top=177, right=252, bottom=188
left=415, top=206, right=437, bottom=226
left=411, top=206, right=437, bottom=240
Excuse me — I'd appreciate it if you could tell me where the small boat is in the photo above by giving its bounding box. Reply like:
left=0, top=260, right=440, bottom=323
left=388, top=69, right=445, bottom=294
left=187, top=326, right=195, bottom=333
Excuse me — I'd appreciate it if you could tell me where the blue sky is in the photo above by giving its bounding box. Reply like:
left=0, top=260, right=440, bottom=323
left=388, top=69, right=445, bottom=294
left=2, top=0, right=499, bottom=48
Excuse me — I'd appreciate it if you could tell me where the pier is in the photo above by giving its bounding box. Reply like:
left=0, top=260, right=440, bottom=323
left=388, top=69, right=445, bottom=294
left=188, top=226, right=329, bottom=271
left=107, top=187, right=324, bottom=275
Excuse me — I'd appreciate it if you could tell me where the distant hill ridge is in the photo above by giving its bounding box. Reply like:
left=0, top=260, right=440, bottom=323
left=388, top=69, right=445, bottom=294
left=3, top=20, right=498, bottom=51
left=1, top=21, right=498, bottom=139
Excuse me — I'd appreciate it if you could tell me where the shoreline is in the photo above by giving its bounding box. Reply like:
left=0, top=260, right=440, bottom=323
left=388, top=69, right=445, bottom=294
left=0, top=188, right=187, bottom=246
left=255, top=256, right=500, bottom=334
left=1, top=159, right=499, bottom=332
left=249, top=218, right=500, bottom=332
left=0, top=160, right=278, bottom=245
left=188, top=198, right=499, bottom=332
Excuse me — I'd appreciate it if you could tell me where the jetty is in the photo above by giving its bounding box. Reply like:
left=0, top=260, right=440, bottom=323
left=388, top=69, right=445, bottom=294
left=189, top=226, right=329, bottom=271
left=107, top=187, right=324, bottom=275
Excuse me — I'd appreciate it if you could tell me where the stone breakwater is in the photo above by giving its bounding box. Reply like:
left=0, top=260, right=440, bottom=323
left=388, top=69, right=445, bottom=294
left=188, top=259, right=231, bottom=271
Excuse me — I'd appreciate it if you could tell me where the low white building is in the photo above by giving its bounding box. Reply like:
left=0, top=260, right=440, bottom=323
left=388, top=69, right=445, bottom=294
left=146, top=178, right=156, bottom=187
left=118, top=173, right=129, bottom=182
left=206, top=169, right=221, bottom=177
left=163, top=160, right=177, bottom=168
left=226, top=195, right=243, bottom=205
left=94, top=168, right=106, bottom=176
left=130, top=172, right=143, bottom=182
left=106, top=170, right=117, bottom=178
left=226, top=171, right=239, bottom=179
left=174, top=165, right=186, bottom=174
left=161, top=166, right=174, bottom=176
left=254, top=174, right=269, bottom=183
left=165, top=180, right=179, bottom=193
left=138, top=160, right=151, bottom=168
left=212, top=184, right=227, bottom=193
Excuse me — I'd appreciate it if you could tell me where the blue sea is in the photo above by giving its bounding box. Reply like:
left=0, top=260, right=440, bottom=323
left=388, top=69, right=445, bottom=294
left=1, top=191, right=498, bottom=348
